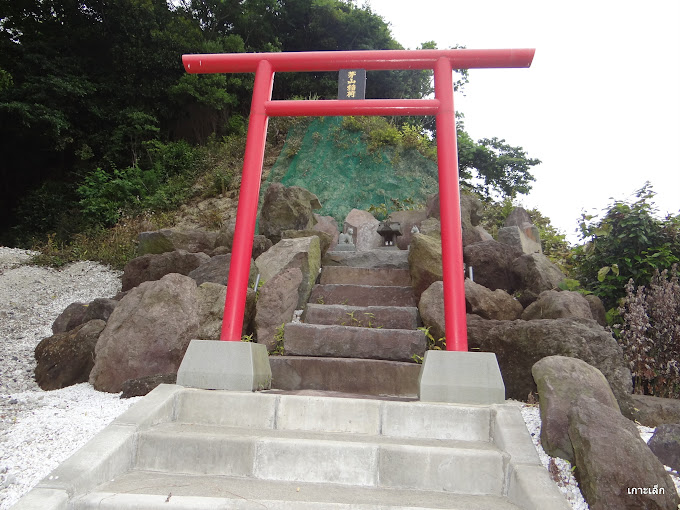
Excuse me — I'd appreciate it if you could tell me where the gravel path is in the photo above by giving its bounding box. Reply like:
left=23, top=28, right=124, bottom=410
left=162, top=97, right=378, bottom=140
left=0, top=248, right=140, bottom=509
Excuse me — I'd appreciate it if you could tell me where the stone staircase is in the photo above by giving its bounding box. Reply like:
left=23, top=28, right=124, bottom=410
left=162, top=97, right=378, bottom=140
left=17, top=385, right=569, bottom=510
left=270, top=252, right=427, bottom=397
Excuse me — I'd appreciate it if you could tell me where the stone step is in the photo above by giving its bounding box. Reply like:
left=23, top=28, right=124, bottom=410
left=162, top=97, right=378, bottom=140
left=132, top=423, right=508, bottom=494
left=74, top=471, right=523, bottom=510
left=320, top=266, right=412, bottom=286
left=270, top=356, right=420, bottom=397
left=283, top=322, right=426, bottom=362
left=302, top=303, right=420, bottom=330
left=309, top=284, right=416, bottom=307
left=322, top=248, right=410, bottom=269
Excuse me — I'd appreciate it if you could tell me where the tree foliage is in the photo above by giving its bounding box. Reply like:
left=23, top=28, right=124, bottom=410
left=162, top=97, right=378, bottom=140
left=571, top=183, right=680, bottom=310
left=0, top=0, right=537, bottom=244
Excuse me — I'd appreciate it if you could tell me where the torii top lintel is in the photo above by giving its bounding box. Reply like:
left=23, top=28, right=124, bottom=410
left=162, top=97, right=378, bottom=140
left=182, top=48, right=535, bottom=74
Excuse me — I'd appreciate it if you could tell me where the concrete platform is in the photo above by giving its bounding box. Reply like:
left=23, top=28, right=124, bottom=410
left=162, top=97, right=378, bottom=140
left=12, top=386, right=571, bottom=510
left=283, top=322, right=426, bottom=362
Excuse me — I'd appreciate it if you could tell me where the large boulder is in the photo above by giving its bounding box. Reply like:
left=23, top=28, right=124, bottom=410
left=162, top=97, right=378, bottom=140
left=196, top=282, right=256, bottom=339
left=466, top=315, right=633, bottom=412
left=387, top=210, right=427, bottom=250
left=282, top=229, right=333, bottom=257
left=465, top=279, right=523, bottom=320
left=419, top=217, right=441, bottom=239
left=498, top=207, right=542, bottom=255
left=51, top=302, right=88, bottom=334
left=343, top=209, right=382, bottom=251
left=512, top=253, right=566, bottom=306
left=408, top=233, right=443, bottom=300
left=569, top=396, right=679, bottom=510
left=418, top=281, right=446, bottom=342
left=259, top=183, right=321, bottom=244
left=532, top=356, right=620, bottom=463
left=137, top=227, right=217, bottom=256
left=255, top=267, right=303, bottom=351
left=498, top=226, right=541, bottom=255
left=648, top=424, right=680, bottom=473
left=649, top=425, right=680, bottom=473
left=521, top=290, right=593, bottom=320
left=463, top=240, right=522, bottom=293
left=255, top=236, right=321, bottom=308
left=312, top=214, right=340, bottom=251
left=460, top=194, right=493, bottom=246
left=35, top=320, right=106, bottom=390
left=629, top=394, right=680, bottom=427
left=214, top=219, right=272, bottom=259
left=427, top=193, right=491, bottom=246
left=82, top=298, right=118, bottom=323
left=187, top=253, right=257, bottom=287
left=89, top=273, right=200, bottom=393
left=121, top=250, right=210, bottom=292
left=120, top=373, right=177, bottom=398
left=584, top=294, right=607, bottom=327
left=504, top=207, right=533, bottom=228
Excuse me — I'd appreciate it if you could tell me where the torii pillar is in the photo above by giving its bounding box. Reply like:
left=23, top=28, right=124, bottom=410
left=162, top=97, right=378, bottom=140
left=176, top=48, right=535, bottom=403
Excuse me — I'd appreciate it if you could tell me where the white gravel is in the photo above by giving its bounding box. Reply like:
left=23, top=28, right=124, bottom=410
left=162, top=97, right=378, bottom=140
left=0, top=246, right=677, bottom=509
left=0, top=248, right=140, bottom=509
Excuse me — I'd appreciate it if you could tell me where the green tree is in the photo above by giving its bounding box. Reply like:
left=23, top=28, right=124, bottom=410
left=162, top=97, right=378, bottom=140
left=572, top=183, right=680, bottom=310
left=457, top=118, right=540, bottom=199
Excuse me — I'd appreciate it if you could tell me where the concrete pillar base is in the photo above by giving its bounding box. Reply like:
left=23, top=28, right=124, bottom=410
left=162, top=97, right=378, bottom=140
left=177, top=340, right=272, bottom=391
left=418, top=350, right=505, bottom=404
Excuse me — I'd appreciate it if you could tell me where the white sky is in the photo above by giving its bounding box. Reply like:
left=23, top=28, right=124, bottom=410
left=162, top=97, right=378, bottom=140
left=365, top=0, right=680, bottom=243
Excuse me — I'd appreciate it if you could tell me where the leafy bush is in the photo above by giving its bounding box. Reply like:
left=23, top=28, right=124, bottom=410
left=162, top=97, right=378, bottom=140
left=617, top=266, right=680, bottom=397
left=571, top=183, right=680, bottom=310
left=77, top=140, right=203, bottom=226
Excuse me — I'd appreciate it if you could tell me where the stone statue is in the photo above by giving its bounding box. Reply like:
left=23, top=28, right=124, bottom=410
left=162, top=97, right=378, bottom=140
left=335, top=227, right=356, bottom=251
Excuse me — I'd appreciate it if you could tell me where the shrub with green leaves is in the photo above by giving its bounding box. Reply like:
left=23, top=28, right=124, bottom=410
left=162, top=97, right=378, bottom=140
left=617, top=266, right=680, bottom=398
left=571, top=183, right=680, bottom=310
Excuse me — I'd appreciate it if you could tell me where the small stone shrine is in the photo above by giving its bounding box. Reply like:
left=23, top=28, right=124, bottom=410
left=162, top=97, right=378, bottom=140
left=377, top=221, right=402, bottom=248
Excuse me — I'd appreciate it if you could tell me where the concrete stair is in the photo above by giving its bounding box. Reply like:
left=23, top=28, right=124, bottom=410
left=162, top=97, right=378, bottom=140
left=18, top=385, right=569, bottom=510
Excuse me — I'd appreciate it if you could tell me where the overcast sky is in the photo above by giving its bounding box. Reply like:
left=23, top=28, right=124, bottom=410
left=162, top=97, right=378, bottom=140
left=365, top=0, right=680, bottom=243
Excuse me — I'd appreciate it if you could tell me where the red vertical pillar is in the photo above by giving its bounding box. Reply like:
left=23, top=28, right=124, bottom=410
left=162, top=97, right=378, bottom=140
left=220, top=59, right=274, bottom=341
left=434, top=57, right=468, bottom=352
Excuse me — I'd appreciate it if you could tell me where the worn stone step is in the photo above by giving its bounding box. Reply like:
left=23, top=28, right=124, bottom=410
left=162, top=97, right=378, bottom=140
left=309, top=284, right=416, bottom=307
left=132, top=423, right=508, bottom=494
left=322, top=249, right=410, bottom=269
left=270, top=356, right=420, bottom=397
left=302, top=303, right=420, bottom=330
left=283, top=322, right=426, bottom=362
left=320, top=266, right=412, bottom=286
left=74, top=471, right=524, bottom=509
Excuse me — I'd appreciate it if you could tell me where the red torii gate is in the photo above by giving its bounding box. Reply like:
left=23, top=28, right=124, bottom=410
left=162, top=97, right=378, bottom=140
left=182, top=48, right=535, bottom=353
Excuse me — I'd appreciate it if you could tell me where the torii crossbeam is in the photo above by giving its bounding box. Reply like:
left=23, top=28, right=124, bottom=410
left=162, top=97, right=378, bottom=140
left=182, top=48, right=535, bottom=353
